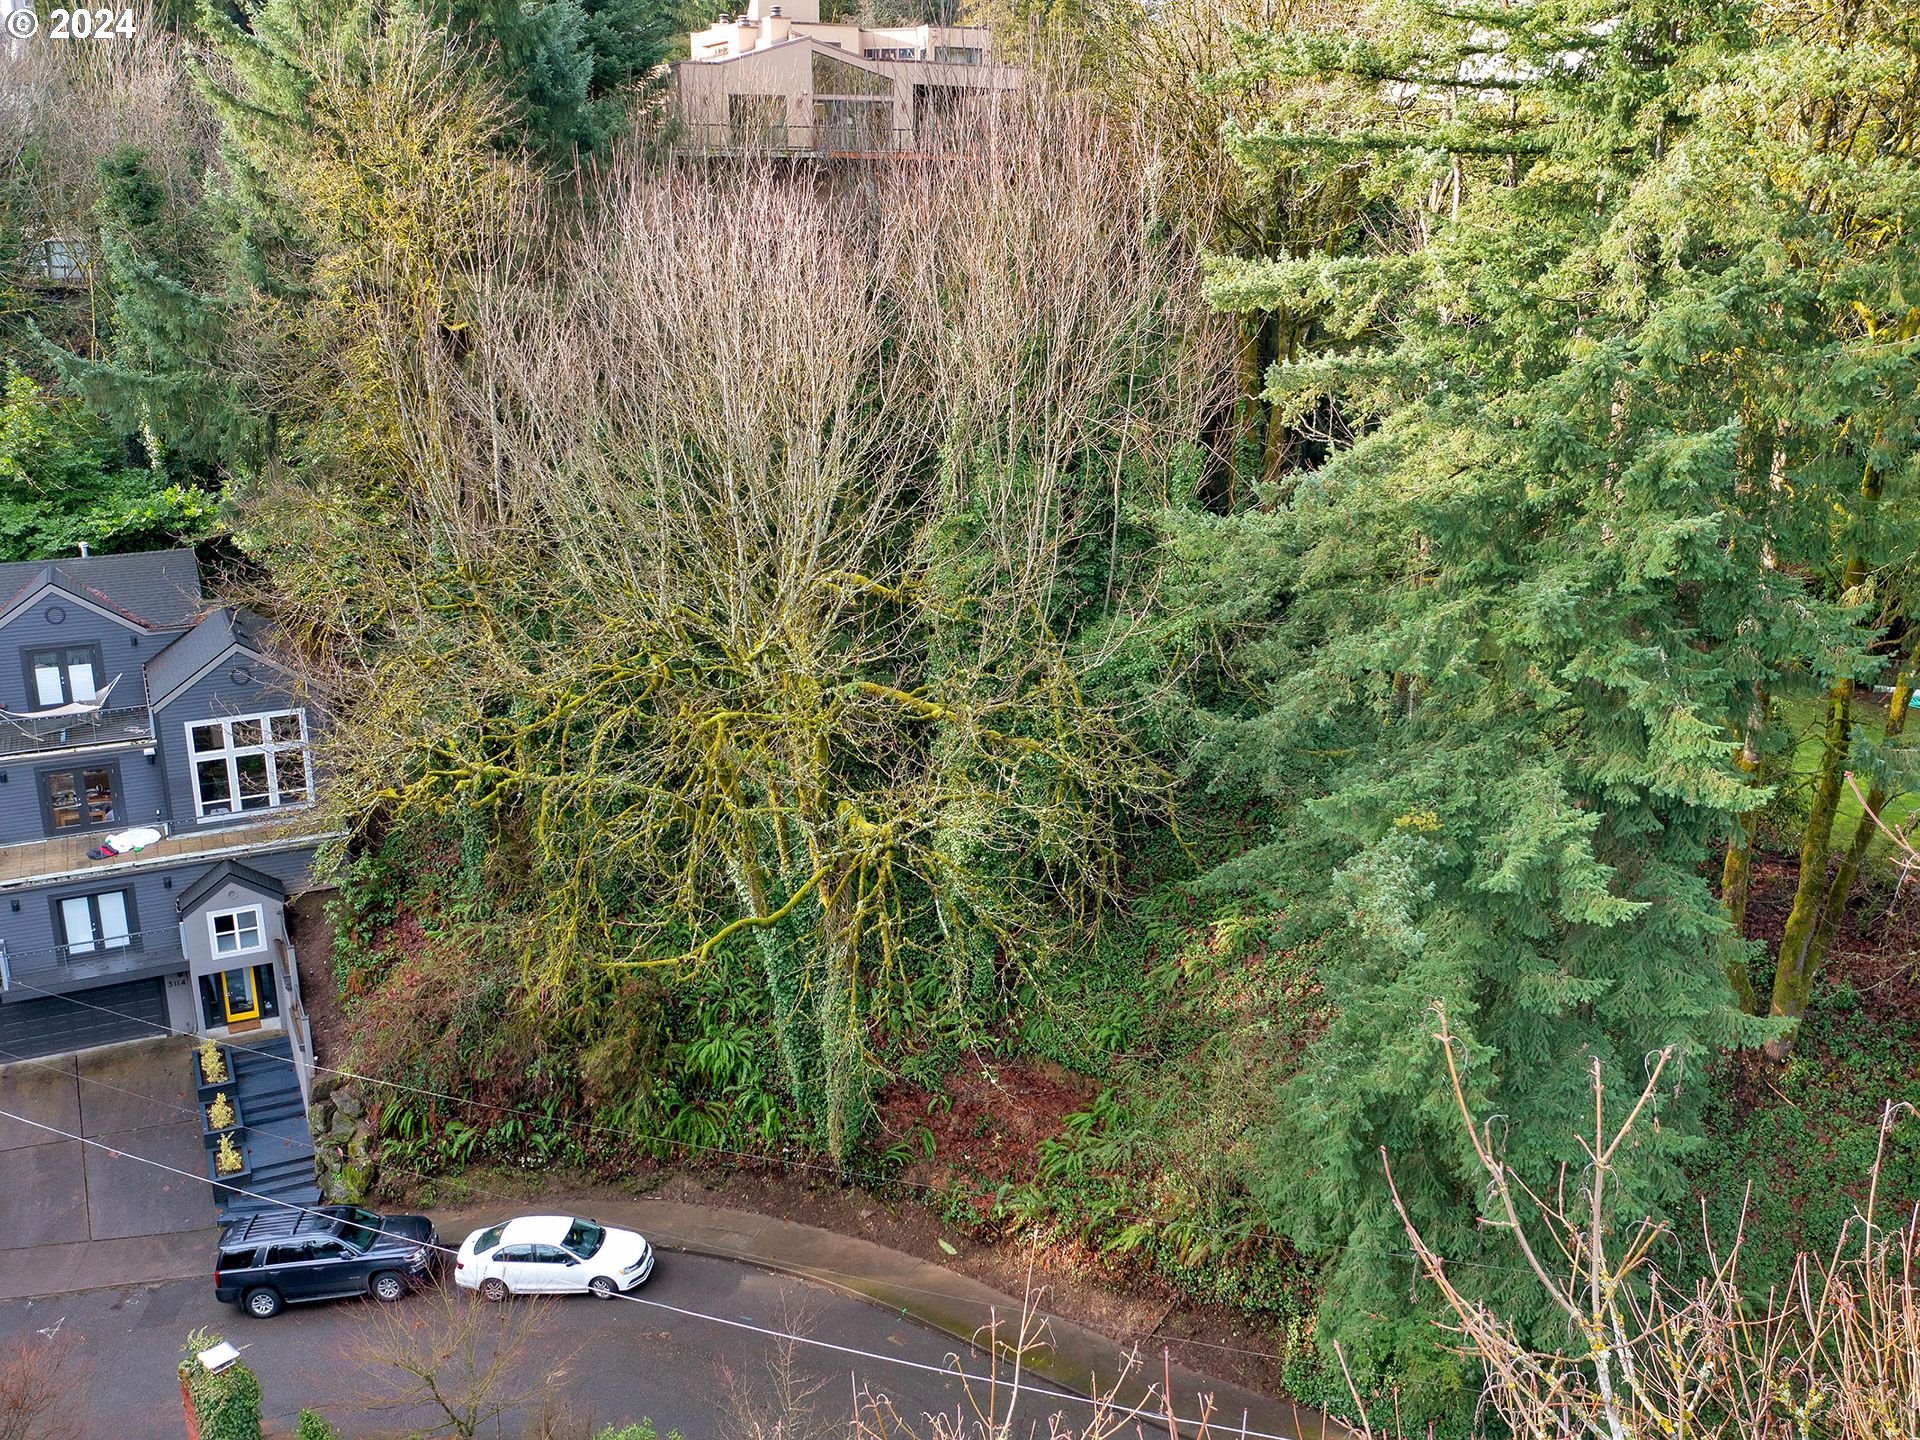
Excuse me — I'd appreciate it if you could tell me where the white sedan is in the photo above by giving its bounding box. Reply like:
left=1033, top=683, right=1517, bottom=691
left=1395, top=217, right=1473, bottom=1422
left=453, top=1215, right=656, bottom=1300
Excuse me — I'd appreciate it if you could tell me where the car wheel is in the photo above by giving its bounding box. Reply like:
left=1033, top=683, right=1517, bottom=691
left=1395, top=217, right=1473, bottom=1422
left=244, top=1288, right=282, bottom=1319
left=588, top=1276, right=616, bottom=1299
left=479, top=1277, right=508, bottom=1302
left=371, top=1271, right=408, bottom=1303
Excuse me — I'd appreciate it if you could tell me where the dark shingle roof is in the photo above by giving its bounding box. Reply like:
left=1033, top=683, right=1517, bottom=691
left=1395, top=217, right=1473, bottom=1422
left=0, top=548, right=204, bottom=629
left=145, top=606, right=275, bottom=707
left=176, top=858, right=288, bottom=916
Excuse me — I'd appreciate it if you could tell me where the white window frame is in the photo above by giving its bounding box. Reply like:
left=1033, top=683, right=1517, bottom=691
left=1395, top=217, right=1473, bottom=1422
left=208, top=905, right=266, bottom=957
left=185, top=709, right=313, bottom=821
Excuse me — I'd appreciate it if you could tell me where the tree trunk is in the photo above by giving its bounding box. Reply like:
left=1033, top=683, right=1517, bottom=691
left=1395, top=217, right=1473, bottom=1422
left=1720, top=685, right=1766, bottom=1014
left=1262, top=315, right=1295, bottom=485
left=1800, top=652, right=1915, bottom=992
left=1766, top=677, right=1853, bottom=1058
left=1765, top=452, right=1887, bottom=1060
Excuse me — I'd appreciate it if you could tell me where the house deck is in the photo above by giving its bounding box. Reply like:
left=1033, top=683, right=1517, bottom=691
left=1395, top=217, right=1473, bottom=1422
left=0, top=821, right=342, bottom=892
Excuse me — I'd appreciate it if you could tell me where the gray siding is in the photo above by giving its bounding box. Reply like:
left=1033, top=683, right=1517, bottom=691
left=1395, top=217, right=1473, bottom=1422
left=0, top=846, right=317, bottom=996
left=179, top=877, right=290, bottom=981
left=0, top=589, right=173, bottom=713
left=0, top=743, right=168, bottom=847
left=153, top=650, right=316, bottom=835
left=1, top=867, right=182, bottom=987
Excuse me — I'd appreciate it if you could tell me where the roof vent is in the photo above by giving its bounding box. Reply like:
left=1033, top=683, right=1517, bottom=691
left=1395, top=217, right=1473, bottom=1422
left=77, top=540, right=90, bottom=558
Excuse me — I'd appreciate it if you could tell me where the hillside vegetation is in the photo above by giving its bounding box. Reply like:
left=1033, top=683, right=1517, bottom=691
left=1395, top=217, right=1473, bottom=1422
left=5, top=0, right=1917, bottom=1430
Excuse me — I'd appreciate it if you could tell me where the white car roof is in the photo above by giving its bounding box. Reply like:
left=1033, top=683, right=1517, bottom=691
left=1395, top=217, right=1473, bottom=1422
left=497, top=1215, right=580, bottom=1246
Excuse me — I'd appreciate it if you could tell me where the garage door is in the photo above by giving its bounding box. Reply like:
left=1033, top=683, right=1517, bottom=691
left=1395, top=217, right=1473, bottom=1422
left=0, top=978, right=169, bottom=1060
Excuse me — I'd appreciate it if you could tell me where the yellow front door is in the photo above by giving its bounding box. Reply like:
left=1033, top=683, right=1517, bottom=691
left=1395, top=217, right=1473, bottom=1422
left=220, top=968, right=259, bottom=1024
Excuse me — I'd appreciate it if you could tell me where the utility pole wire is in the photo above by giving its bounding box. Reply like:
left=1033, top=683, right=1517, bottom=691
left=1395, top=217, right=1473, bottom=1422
left=0, top=1105, right=1309, bottom=1440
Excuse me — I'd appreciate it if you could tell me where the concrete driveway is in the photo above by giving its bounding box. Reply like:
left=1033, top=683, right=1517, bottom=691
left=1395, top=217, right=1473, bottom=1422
left=0, top=1037, right=216, bottom=1299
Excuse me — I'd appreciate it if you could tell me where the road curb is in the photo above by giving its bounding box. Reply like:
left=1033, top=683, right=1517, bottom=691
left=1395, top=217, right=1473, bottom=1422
left=631, top=1211, right=1347, bottom=1440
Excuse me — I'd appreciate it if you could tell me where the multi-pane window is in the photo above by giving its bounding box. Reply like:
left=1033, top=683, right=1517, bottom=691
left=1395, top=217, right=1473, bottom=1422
left=210, top=906, right=265, bottom=956
left=27, top=645, right=101, bottom=707
left=187, top=711, right=311, bottom=819
left=42, top=765, right=118, bottom=830
left=58, top=890, right=133, bottom=955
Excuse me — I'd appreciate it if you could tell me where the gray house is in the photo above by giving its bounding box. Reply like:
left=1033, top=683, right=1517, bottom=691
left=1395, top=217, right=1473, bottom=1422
left=0, top=548, right=333, bottom=1059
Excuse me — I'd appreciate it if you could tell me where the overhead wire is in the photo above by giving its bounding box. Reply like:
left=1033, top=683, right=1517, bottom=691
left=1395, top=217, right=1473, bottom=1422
left=0, top=1039, right=1305, bottom=1368
left=0, top=1103, right=1307, bottom=1440
left=0, top=974, right=1544, bottom=1280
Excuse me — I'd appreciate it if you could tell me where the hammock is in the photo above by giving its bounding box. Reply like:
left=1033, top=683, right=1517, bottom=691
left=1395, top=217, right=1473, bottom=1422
left=0, top=674, right=122, bottom=724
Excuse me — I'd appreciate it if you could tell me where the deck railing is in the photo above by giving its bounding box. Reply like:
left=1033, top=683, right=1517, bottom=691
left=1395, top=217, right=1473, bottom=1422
left=0, top=925, right=185, bottom=990
left=669, top=122, right=981, bottom=158
left=0, top=705, right=153, bottom=757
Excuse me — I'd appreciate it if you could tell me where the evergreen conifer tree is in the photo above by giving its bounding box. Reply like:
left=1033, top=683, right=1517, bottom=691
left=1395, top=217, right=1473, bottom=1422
left=51, top=146, right=263, bottom=479
left=1189, top=0, right=1918, bottom=1417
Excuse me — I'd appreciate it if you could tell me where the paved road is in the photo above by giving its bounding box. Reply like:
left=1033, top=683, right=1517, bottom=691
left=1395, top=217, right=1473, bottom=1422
left=0, top=1252, right=1085, bottom=1439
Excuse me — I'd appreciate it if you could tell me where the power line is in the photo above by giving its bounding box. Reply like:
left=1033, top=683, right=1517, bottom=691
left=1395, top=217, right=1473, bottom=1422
left=0, top=973, right=1544, bottom=1282
left=0, top=1038, right=1308, bottom=1368
left=0, top=972, right=1291, bottom=1257
left=0, top=1103, right=1308, bottom=1440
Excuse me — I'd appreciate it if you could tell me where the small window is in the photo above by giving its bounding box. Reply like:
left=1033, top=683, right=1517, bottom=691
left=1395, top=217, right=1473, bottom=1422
left=264, top=1243, right=309, bottom=1267
left=496, top=1244, right=532, bottom=1262
left=218, top=1247, right=257, bottom=1270
left=35, top=237, right=88, bottom=282
left=210, top=907, right=265, bottom=956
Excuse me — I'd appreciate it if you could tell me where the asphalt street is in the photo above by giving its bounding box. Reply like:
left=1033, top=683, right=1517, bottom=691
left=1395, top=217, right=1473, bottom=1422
left=0, top=1251, right=1087, bottom=1439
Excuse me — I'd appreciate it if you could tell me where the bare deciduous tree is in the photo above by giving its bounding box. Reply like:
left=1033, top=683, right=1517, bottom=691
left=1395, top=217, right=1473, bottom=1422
left=1361, top=1004, right=1920, bottom=1440
left=347, top=1287, right=570, bottom=1439
left=0, top=1332, right=86, bottom=1440
left=273, top=88, right=1223, bottom=1163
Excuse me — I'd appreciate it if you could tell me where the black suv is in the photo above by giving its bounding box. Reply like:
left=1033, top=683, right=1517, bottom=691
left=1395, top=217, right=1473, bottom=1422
left=214, top=1205, right=438, bottom=1318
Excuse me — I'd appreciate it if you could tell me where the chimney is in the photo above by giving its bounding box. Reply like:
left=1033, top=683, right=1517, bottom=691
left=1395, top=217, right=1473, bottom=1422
left=764, top=6, right=789, bottom=41
left=77, top=541, right=89, bottom=558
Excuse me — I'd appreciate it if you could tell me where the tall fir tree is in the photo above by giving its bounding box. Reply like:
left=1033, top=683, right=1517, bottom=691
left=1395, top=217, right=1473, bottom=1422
left=50, top=146, right=264, bottom=481
left=1188, top=0, right=1918, bottom=1419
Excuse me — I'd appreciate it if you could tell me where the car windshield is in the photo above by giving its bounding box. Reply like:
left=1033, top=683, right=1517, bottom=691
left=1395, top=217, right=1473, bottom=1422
left=340, top=1218, right=379, bottom=1251
left=562, top=1219, right=604, bottom=1258
left=472, top=1223, right=507, bottom=1255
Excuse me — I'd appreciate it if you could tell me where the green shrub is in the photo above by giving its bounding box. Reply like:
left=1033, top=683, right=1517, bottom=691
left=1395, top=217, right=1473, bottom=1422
left=178, top=1329, right=262, bottom=1440
left=296, top=1412, right=341, bottom=1440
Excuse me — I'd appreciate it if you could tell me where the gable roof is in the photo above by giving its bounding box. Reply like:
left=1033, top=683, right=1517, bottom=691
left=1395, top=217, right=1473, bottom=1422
left=175, top=858, right=288, bottom=916
left=0, top=548, right=204, bottom=630
left=145, top=606, right=279, bottom=708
